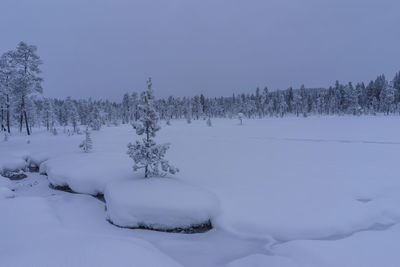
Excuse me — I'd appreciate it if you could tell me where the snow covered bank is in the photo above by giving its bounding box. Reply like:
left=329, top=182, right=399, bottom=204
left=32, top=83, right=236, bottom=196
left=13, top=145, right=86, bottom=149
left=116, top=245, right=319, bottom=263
left=0, top=152, right=48, bottom=179
left=0, top=158, right=26, bottom=173
left=0, top=129, right=88, bottom=178
left=105, top=178, right=219, bottom=232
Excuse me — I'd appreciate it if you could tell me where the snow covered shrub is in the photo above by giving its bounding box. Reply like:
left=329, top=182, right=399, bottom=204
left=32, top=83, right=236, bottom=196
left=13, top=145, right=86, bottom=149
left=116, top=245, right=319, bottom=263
left=186, top=116, right=192, bottom=124
left=166, top=119, right=171, bottom=126
left=127, top=78, right=178, bottom=178
left=206, top=117, right=212, bottom=127
left=79, top=127, right=93, bottom=153
left=51, top=127, right=58, bottom=135
left=3, top=132, right=8, bottom=142
left=238, top=113, right=244, bottom=125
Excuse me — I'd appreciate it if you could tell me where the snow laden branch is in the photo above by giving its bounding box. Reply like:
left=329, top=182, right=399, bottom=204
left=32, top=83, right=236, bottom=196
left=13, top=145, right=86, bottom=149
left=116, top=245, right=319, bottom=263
left=127, top=78, right=178, bottom=178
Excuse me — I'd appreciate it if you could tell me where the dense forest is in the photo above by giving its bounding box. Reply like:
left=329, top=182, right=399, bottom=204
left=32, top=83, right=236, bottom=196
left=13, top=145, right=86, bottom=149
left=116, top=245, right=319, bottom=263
left=1, top=42, right=400, bottom=135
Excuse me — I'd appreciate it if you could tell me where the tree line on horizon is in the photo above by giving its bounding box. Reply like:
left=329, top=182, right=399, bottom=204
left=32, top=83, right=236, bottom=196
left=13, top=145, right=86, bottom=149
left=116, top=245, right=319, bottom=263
left=1, top=42, right=400, bottom=136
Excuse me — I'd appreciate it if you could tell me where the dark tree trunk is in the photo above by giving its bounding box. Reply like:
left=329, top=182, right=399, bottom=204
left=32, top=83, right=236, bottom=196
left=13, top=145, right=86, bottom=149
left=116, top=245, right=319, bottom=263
left=1, top=108, right=4, bottom=131
left=6, top=94, right=10, bottom=133
left=19, top=96, right=24, bottom=133
left=24, top=110, right=30, bottom=135
left=19, top=95, right=30, bottom=135
left=19, top=112, right=23, bottom=132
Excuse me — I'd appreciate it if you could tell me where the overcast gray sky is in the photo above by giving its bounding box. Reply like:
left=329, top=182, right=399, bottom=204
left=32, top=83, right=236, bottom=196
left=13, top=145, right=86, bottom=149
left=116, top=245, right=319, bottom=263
left=1, top=0, right=399, bottom=100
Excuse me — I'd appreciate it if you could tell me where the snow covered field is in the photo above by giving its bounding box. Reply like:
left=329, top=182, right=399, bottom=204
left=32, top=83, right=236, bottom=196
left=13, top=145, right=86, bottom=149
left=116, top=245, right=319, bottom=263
left=1, top=116, right=400, bottom=267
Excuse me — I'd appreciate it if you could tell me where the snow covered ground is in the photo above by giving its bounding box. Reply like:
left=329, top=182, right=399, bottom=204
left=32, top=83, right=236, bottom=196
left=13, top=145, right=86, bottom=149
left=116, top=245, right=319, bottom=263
left=1, top=116, right=400, bottom=266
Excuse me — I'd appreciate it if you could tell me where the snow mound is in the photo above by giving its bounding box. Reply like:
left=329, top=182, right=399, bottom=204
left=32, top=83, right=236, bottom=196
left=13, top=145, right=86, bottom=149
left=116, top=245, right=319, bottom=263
left=0, top=196, right=183, bottom=267
left=0, top=153, right=48, bottom=178
left=105, top=178, right=220, bottom=231
left=40, top=152, right=133, bottom=195
left=26, top=153, right=49, bottom=169
left=226, top=253, right=298, bottom=267
left=0, top=157, right=26, bottom=173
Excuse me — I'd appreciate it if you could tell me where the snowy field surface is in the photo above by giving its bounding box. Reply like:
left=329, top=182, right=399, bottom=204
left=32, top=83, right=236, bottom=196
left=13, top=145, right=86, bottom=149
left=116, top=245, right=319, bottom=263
left=1, top=116, right=400, bottom=266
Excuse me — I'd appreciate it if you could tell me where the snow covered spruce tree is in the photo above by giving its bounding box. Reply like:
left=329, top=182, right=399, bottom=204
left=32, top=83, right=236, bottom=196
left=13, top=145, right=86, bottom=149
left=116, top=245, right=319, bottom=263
left=79, top=127, right=93, bottom=153
left=127, top=78, right=178, bottom=178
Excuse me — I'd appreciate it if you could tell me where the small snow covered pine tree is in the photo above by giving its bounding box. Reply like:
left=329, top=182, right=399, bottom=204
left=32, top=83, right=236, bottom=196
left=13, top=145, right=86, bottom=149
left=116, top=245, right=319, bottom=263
left=79, top=127, right=92, bottom=153
left=127, top=78, right=178, bottom=178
